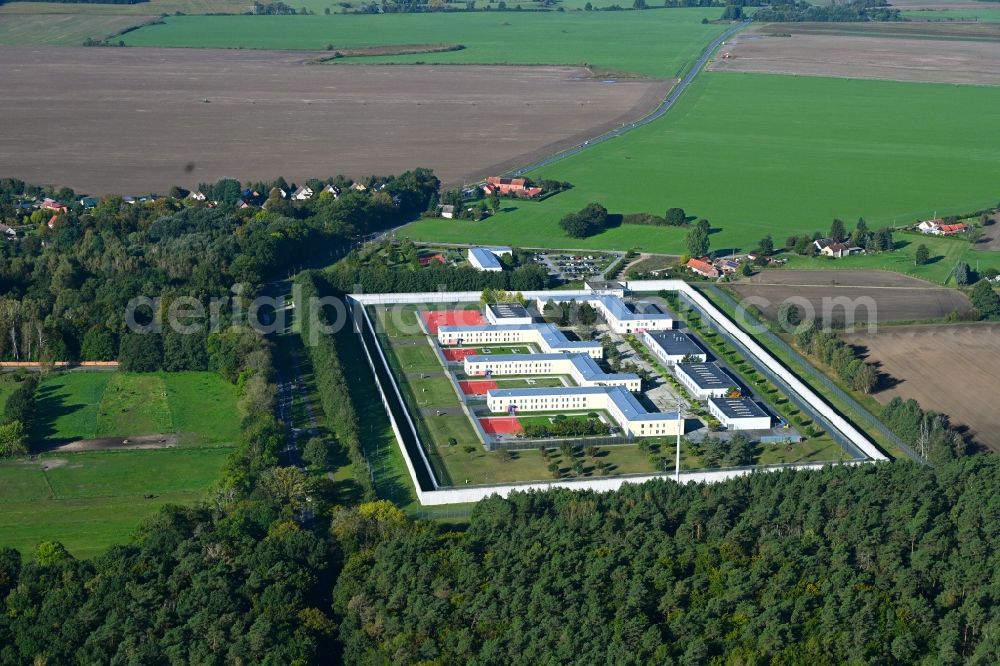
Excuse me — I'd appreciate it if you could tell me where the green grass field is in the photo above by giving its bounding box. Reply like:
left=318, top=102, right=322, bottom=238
left=121, top=10, right=724, bottom=78
left=0, top=447, right=232, bottom=558
left=0, top=379, right=20, bottom=418
left=403, top=72, right=1000, bottom=256
left=900, top=8, right=1000, bottom=23
left=30, top=371, right=239, bottom=447
left=1, top=371, right=240, bottom=557
left=778, top=234, right=1000, bottom=286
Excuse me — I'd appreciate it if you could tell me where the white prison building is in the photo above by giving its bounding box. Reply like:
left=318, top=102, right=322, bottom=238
left=486, top=386, right=681, bottom=438
left=438, top=323, right=602, bottom=359
left=675, top=362, right=735, bottom=399
left=641, top=330, right=707, bottom=366
left=538, top=295, right=673, bottom=334
left=465, top=353, right=641, bottom=391
left=708, top=397, right=771, bottom=431
left=485, top=302, right=534, bottom=326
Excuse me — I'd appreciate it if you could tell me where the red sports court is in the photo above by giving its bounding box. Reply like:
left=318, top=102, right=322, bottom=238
left=479, top=416, right=523, bottom=435
left=459, top=379, right=499, bottom=396
left=421, top=309, right=485, bottom=335
left=442, top=347, right=479, bottom=362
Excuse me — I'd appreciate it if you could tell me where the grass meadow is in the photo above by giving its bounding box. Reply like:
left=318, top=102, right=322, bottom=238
left=121, top=10, right=724, bottom=78
left=403, top=72, right=1000, bottom=259
left=0, top=447, right=232, bottom=559
left=1, top=371, right=239, bottom=557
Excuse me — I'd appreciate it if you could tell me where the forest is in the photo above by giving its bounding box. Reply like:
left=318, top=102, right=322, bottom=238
left=2, top=457, right=999, bottom=663
left=0, top=169, right=439, bottom=365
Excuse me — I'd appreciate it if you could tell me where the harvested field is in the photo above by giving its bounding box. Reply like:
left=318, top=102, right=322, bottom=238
left=711, top=23, right=1000, bottom=86
left=0, top=14, right=153, bottom=46
left=741, top=269, right=953, bottom=288
left=727, top=270, right=972, bottom=324
left=0, top=47, right=669, bottom=194
left=843, top=323, right=1000, bottom=451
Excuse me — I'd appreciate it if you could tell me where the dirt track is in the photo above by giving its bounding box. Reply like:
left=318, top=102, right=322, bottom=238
left=728, top=270, right=972, bottom=324
left=710, top=23, right=1000, bottom=86
left=843, top=323, right=1000, bottom=451
left=0, top=47, right=670, bottom=193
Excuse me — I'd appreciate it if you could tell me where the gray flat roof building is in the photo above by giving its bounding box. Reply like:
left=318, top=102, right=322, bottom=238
left=487, top=303, right=530, bottom=320
left=644, top=331, right=705, bottom=358
left=677, top=362, right=733, bottom=391
left=709, top=397, right=769, bottom=420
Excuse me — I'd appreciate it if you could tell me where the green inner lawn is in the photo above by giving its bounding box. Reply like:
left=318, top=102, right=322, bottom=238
left=403, top=72, right=1000, bottom=259
left=120, top=10, right=725, bottom=78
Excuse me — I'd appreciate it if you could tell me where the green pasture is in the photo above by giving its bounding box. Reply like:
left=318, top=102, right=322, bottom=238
left=31, top=371, right=239, bottom=447
left=0, top=447, right=232, bottom=558
left=404, top=72, right=1000, bottom=257
left=900, top=8, right=1000, bottom=23
left=121, top=10, right=725, bottom=78
left=779, top=233, right=1000, bottom=286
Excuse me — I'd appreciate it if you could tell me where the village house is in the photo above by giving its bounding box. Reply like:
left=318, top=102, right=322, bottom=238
left=482, top=176, right=543, bottom=198
left=40, top=198, right=68, bottom=213
left=814, top=238, right=862, bottom=258
left=1, top=223, right=17, bottom=239
left=714, top=258, right=739, bottom=275
left=78, top=196, right=99, bottom=209
left=918, top=219, right=967, bottom=236
left=322, top=184, right=340, bottom=198
left=188, top=191, right=207, bottom=202
left=687, top=257, right=720, bottom=278
left=439, top=204, right=456, bottom=219
left=291, top=186, right=314, bottom=201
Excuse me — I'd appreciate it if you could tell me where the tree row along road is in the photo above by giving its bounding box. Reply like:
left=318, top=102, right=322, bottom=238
left=508, top=20, right=750, bottom=178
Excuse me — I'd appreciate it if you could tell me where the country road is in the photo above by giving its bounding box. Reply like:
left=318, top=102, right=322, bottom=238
left=508, top=20, right=750, bottom=178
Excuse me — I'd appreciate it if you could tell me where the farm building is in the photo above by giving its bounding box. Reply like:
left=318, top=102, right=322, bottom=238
left=675, top=362, right=735, bottom=399
left=486, top=385, right=680, bottom=438
left=465, top=353, right=641, bottom=391
left=687, top=258, right=719, bottom=278
left=708, top=397, right=771, bottom=431
left=641, top=330, right=707, bottom=366
left=538, top=294, right=673, bottom=334
left=438, top=323, right=602, bottom=358
left=482, top=176, right=543, bottom=198
left=485, top=303, right=533, bottom=326
left=918, top=219, right=967, bottom=236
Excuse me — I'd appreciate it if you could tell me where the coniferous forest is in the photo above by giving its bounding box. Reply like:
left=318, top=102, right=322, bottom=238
left=0, top=458, right=998, bottom=664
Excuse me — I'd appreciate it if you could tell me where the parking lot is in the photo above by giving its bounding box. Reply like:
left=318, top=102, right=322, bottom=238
left=529, top=251, right=622, bottom=282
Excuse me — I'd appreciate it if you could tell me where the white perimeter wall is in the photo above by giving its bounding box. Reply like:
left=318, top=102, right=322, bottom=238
left=348, top=281, right=886, bottom=506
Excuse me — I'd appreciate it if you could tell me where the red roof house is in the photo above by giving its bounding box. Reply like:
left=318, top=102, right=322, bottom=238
left=687, top=258, right=720, bottom=278
left=483, top=176, right=543, bottom=198
left=41, top=199, right=68, bottom=213
left=939, top=223, right=967, bottom=235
